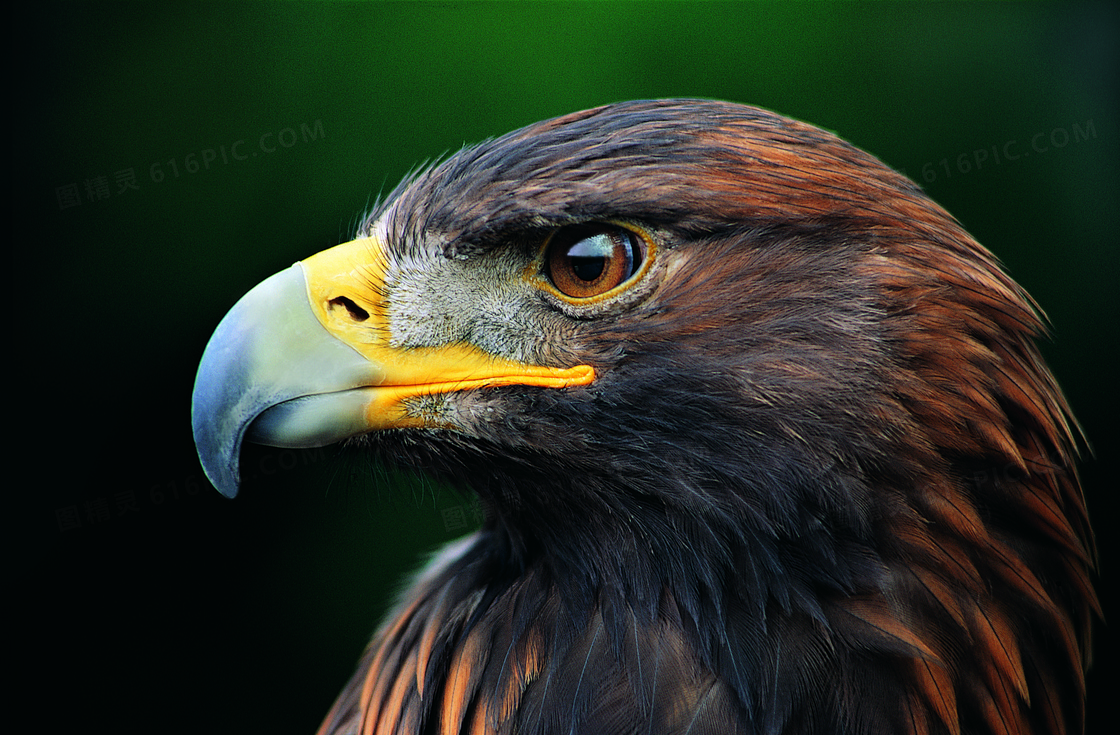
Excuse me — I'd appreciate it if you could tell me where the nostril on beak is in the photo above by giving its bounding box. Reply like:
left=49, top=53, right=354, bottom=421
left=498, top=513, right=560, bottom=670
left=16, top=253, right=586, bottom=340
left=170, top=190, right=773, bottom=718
left=328, top=296, right=369, bottom=322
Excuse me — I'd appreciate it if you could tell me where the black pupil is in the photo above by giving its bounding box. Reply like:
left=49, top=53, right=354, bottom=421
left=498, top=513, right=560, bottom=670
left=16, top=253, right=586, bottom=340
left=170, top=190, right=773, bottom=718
left=571, top=257, right=605, bottom=281
left=568, top=233, right=615, bottom=282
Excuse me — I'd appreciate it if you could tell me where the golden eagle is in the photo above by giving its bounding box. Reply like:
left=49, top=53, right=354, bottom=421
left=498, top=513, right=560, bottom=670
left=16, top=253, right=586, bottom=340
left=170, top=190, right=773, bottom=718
left=192, top=100, right=1096, bottom=735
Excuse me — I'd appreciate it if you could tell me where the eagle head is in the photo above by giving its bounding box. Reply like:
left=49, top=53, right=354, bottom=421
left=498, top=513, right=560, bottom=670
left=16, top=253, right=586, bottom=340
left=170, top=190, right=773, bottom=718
left=192, top=99, right=1095, bottom=735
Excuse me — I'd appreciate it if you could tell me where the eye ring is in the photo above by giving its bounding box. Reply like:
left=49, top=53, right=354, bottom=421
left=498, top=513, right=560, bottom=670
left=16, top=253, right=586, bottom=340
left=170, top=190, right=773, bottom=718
left=545, top=225, right=644, bottom=299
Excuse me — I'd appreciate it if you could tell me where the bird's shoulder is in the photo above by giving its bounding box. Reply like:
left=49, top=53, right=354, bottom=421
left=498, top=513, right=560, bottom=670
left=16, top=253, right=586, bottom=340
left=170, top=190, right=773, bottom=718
left=316, top=533, right=744, bottom=735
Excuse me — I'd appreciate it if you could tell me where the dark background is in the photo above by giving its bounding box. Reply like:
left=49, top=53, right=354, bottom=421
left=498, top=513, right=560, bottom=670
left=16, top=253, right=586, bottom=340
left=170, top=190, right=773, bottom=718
left=21, top=3, right=1115, bottom=733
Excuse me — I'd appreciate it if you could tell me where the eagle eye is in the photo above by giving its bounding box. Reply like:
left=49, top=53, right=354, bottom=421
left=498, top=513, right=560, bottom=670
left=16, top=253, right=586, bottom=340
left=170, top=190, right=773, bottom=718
left=546, top=226, right=643, bottom=299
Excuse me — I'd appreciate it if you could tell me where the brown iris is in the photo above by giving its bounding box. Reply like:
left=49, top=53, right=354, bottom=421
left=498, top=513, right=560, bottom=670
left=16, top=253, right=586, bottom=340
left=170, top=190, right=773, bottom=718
left=546, top=226, right=643, bottom=299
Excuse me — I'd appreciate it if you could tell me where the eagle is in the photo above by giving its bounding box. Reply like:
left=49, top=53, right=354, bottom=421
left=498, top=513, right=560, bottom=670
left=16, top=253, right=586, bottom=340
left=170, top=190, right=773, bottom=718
left=192, top=99, right=1096, bottom=735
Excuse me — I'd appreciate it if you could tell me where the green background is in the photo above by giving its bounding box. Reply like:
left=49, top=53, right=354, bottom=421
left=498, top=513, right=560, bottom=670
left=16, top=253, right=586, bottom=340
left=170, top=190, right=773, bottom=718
left=22, top=2, right=1114, bottom=733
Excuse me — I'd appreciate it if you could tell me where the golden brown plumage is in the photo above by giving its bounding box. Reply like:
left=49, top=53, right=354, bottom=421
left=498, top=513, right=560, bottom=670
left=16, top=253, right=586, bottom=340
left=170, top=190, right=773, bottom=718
left=192, top=99, right=1096, bottom=734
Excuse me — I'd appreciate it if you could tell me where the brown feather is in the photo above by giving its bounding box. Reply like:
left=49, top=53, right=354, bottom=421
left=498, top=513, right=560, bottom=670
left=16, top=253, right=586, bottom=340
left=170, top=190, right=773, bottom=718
left=912, top=656, right=962, bottom=735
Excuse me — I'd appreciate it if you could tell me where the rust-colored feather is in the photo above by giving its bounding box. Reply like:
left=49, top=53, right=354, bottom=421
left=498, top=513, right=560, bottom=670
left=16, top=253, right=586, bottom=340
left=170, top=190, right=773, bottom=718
left=912, top=656, right=961, bottom=735
left=439, top=626, right=488, bottom=735
left=835, top=598, right=935, bottom=659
